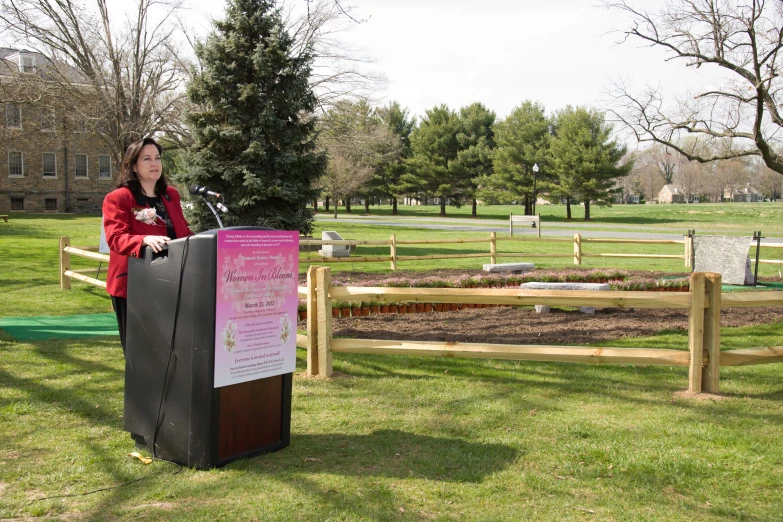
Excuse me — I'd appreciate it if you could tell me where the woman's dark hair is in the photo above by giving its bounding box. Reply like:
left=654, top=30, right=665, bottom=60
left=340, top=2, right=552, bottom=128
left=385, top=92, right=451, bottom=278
left=116, top=137, right=169, bottom=196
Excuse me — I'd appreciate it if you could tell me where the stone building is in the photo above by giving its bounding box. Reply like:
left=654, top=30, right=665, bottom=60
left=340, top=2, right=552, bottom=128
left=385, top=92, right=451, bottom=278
left=0, top=48, right=117, bottom=214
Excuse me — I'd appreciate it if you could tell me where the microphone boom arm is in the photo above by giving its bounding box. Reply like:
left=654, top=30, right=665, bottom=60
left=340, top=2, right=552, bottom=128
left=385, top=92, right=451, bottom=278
left=202, top=197, right=224, bottom=229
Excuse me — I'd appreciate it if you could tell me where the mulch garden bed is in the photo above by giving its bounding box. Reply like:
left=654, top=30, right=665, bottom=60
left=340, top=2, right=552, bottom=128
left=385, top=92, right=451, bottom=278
left=299, top=268, right=783, bottom=345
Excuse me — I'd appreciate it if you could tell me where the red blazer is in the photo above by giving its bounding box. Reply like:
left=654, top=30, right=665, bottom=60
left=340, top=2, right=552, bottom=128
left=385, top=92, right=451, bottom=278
left=102, top=186, right=193, bottom=298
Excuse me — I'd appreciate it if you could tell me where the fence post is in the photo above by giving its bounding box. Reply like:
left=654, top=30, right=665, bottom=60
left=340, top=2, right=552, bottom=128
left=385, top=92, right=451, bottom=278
left=702, top=272, right=722, bottom=393
left=315, top=267, right=333, bottom=377
left=537, top=213, right=541, bottom=239
left=573, top=233, right=581, bottom=265
left=684, top=233, right=690, bottom=268
left=509, top=213, right=513, bottom=237
left=59, top=236, right=71, bottom=290
left=306, top=265, right=319, bottom=377
left=490, top=232, right=497, bottom=264
left=390, top=234, right=397, bottom=271
left=688, top=272, right=706, bottom=393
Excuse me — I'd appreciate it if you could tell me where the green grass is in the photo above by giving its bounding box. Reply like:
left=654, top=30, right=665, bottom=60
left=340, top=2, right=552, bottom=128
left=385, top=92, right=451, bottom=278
left=2, top=213, right=783, bottom=520
left=318, top=201, right=783, bottom=234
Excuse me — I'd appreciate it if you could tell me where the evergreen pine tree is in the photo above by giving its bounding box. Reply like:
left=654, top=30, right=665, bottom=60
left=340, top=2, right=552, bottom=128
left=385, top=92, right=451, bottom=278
left=182, top=0, right=326, bottom=233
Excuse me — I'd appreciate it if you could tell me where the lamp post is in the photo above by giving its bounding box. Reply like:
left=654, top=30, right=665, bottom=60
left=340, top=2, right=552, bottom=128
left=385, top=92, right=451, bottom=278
left=532, top=163, right=539, bottom=218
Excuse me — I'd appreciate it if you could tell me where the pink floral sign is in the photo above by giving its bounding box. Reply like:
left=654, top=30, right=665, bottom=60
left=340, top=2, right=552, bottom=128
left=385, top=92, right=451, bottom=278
left=214, top=229, right=299, bottom=388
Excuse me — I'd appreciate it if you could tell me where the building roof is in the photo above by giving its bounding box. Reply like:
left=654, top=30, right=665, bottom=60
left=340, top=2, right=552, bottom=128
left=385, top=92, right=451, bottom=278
left=0, top=47, right=85, bottom=82
left=660, top=184, right=683, bottom=195
left=726, top=184, right=762, bottom=196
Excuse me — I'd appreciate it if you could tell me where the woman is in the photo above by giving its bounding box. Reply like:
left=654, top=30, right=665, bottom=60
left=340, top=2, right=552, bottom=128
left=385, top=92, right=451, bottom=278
left=102, top=137, right=193, bottom=352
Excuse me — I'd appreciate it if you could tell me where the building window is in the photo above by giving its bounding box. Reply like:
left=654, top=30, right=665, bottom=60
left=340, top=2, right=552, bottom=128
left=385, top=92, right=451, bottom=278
left=41, top=108, right=55, bottom=131
left=44, top=198, right=57, bottom=211
left=11, top=197, right=24, bottom=211
left=6, top=103, right=21, bottom=128
left=42, top=152, right=57, bottom=178
left=8, top=151, right=23, bottom=177
left=99, top=155, right=112, bottom=179
left=74, top=154, right=88, bottom=178
left=20, top=54, right=35, bottom=73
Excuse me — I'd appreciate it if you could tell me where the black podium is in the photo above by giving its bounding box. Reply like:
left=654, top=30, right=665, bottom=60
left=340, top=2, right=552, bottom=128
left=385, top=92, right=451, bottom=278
left=125, top=227, right=292, bottom=469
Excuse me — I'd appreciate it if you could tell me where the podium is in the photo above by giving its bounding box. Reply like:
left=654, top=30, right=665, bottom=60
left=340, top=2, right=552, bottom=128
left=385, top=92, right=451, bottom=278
left=125, top=227, right=293, bottom=469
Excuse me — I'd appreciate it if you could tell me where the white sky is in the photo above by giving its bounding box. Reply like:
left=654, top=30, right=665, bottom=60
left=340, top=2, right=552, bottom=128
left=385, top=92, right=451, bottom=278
left=183, top=0, right=721, bottom=122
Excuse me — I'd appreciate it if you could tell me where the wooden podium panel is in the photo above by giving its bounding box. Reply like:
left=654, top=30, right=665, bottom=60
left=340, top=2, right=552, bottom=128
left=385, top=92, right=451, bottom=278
left=218, top=375, right=284, bottom=461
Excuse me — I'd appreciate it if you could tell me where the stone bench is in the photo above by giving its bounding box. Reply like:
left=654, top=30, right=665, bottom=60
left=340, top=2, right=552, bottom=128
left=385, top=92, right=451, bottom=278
left=520, top=282, right=610, bottom=314
left=0, top=215, right=7, bottom=222
left=318, top=231, right=355, bottom=258
left=483, top=262, right=535, bottom=274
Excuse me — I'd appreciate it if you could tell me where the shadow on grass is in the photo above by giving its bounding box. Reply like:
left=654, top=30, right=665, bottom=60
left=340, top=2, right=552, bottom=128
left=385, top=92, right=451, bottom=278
left=233, top=429, right=519, bottom=483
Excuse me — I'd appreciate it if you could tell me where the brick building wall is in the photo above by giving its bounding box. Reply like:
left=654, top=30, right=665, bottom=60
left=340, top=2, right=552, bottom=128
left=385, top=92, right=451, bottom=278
left=0, top=102, right=118, bottom=214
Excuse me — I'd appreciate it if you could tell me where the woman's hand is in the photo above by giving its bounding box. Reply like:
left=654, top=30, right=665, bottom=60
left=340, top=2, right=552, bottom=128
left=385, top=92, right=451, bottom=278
left=142, top=235, right=170, bottom=253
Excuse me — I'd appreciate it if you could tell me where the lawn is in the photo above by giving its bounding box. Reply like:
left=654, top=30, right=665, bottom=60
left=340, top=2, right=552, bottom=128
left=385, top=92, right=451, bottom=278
left=1, top=213, right=783, bottom=520
left=317, top=201, right=783, bottom=234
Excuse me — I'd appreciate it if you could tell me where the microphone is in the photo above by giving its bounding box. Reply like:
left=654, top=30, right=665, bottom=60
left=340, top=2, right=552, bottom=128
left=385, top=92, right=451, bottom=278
left=189, top=184, right=221, bottom=198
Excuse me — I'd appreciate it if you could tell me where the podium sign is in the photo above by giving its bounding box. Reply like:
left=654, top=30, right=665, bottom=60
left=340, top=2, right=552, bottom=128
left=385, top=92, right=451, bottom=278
left=125, top=227, right=295, bottom=469
left=214, top=230, right=299, bottom=387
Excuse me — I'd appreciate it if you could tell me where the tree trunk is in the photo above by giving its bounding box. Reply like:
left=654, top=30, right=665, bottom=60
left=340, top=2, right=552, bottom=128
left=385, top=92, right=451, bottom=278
left=364, top=198, right=370, bottom=215
left=439, top=199, right=446, bottom=216
left=313, top=198, right=318, bottom=210
left=333, top=200, right=339, bottom=218
left=392, top=197, right=398, bottom=215
left=424, top=195, right=429, bottom=206
left=345, top=199, right=351, bottom=213
left=524, top=195, right=532, bottom=215
left=566, top=197, right=572, bottom=220
left=325, top=197, right=330, bottom=212
left=584, top=199, right=591, bottom=220
left=471, top=198, right=477, bottom=217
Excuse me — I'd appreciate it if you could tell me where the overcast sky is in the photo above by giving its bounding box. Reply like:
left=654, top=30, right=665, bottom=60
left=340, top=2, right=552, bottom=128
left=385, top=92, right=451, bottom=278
left=183, top=0, right=721, bottom=123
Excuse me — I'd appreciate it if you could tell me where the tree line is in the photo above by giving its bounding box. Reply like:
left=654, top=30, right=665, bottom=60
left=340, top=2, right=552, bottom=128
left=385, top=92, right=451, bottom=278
left=316, top=99, right=631, bottom=221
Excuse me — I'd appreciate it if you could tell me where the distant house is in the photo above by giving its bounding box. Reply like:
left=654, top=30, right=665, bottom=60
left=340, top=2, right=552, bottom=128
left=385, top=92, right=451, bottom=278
left=657, top=184, right=698, bottom=204
left=724, top=184, right=763, bottom=202
left=613, top=193, right=641, bottom=204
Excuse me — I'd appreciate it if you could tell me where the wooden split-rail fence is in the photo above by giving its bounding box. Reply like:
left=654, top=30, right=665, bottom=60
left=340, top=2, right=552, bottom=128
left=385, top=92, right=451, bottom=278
left=297, top=266, right=783, bottom=393
left=301, top=232, right=695, bottom=270
left=59, top=232, right=783, bottom=290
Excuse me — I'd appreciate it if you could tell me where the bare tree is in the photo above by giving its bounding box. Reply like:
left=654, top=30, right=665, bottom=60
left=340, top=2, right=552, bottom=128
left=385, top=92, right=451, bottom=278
left=628, top=152, right=664, bottom=202
left=0, top=0, right=189, bottom=164
left=606, top=0, right=783, bottom=174
left=675, top=160, right=704, bottom=202
left=285, top=0, right=383, bottom=113
left=758, top=164, right=783, bottom=200
left=316, top=99, right=401, bottom=218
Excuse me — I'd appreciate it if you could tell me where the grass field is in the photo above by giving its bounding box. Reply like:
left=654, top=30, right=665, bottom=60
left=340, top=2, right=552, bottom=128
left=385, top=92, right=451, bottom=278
left=318, top=201, right=783, bottom=234
left=1, top=213, right=783, bottom=520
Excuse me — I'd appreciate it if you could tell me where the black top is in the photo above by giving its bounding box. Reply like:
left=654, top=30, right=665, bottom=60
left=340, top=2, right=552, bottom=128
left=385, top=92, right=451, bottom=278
left=143, top=195, right=176, bottom=239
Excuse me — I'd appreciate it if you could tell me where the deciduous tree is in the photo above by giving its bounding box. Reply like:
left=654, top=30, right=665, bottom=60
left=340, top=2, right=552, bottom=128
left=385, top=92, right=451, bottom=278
left=317, top=99, right=401, bottom=218
left=0, top=0, right=189, bottom=164
left=606, top=0, right=783, bottom=174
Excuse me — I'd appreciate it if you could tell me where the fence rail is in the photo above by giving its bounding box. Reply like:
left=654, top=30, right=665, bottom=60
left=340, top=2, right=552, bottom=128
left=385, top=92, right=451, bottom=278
left=300, top=267, right=783, bottom=395
left=300, top=231, right=690, bottom=269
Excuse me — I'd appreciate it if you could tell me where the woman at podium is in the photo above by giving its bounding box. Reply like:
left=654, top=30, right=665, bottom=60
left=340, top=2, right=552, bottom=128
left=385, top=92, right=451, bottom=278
left=102, top=137, right=193, bottom=352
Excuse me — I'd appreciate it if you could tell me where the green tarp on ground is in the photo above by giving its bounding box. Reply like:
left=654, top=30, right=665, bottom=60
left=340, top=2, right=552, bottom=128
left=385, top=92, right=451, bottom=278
left=0, top=313, right=118, bottom=341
